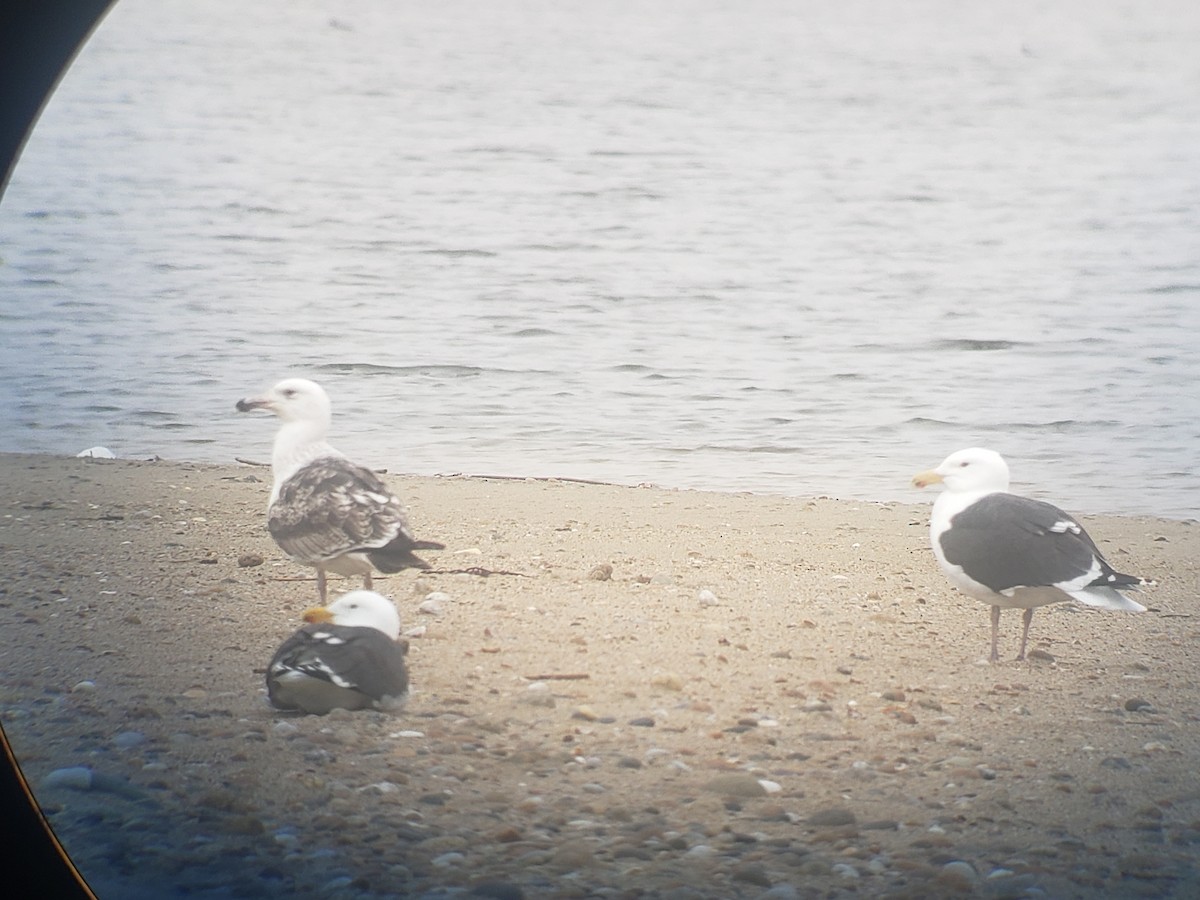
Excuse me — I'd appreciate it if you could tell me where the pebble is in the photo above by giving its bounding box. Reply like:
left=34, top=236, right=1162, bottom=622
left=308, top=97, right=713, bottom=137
left=697, top=589, right=719, bottom=606
left=522, top=683, right=555, bottom=708
left=42, top=767, right=95, bottom=791
left=757, top=887, right=799, bottom=900
left=941, top=860, right=979, bottom=882
left=470, top=882, right=526, bottom=900
left=705, top=774, right=768, bottom=798
left=112, top=731, right=146, bottom=750
left=42, top=767, right=147, bottom=800
left=1125, top=697, right=1154, bottom=712
left=587, top=564, right=613, bottom=581
left=72, top=680, right=97, bottom=693
left=806, top=807, right=856, bottom=827
left=419, top=592, right=450, bottom=615
left=649, top=672, right=684, bottom=691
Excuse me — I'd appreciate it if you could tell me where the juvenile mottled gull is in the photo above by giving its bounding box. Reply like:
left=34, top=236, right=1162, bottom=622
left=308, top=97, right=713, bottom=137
left=267, top=590, right=409, bottom=715
left=912, top=447, right=1148, bottom=662
left=236, top=377, right=443, bottom=602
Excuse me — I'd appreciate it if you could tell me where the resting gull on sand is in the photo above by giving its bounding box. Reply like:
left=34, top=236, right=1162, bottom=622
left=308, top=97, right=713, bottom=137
left=267, top=590, right=409, bottom=715
left=912, top=447, right=1148, bottom=662
left=237, top=377, right=443, bottom=602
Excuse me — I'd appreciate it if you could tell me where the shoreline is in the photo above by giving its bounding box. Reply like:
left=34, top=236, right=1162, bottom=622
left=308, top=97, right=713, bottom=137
left=55, top=447, right=1200, bottom=523
left=1, top=452, right=1197, bottom=898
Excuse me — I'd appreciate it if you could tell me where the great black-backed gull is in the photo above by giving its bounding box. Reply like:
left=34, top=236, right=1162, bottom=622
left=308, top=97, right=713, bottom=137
left=236, top=378, right=444, bottom=602
left=912, top=447, right=1148, bottom=662
left=267, top=590, right=409, bottom=714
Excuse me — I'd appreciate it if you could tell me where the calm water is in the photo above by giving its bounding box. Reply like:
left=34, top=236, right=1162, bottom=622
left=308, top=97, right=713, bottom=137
left=2, top=0, right=1199, bottom=517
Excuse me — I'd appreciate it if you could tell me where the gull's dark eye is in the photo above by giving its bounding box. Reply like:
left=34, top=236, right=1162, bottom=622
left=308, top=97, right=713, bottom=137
left=282, top=389, right=296, bottom=398
left=958, top=461, right=969, bottom=468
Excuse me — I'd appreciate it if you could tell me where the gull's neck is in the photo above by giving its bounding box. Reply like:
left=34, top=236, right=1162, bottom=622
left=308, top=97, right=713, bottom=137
left=269, top=419, right=342, bottom=503
left=931, top=485, right=1005, bottom=531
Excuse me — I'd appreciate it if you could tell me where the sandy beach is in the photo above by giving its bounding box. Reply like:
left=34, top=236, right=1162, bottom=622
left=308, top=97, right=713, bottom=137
left=2, top=452, right=1198, bottom=899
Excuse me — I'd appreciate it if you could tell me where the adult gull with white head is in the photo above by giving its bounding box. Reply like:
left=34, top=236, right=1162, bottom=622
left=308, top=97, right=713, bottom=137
left=912, top=447, right=1149, bottom=662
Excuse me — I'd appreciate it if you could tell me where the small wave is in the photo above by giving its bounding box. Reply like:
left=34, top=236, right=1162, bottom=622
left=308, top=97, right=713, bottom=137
left=316, top=362, right=485, bottom=378
left=132, top=410, right=179, bottom=421
left=511, top=328, right=560, bottom=338
left=692, top=443, right=803, bottom=455
left=213, top=233, right=284, bottom=243
left=932, top=338, right=1022, bottom=352
left=418, top=248, right=497, bottom=258
left=317, top=362, right=561, bottom=379
left=995, top=419, right=1123, bottom=432
left=1146, top=284, right=1200, bottom=294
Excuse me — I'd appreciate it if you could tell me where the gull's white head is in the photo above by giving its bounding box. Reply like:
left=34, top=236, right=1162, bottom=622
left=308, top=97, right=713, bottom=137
left=912, top=447, right=1011, bottom=494
left=236, top=378, right=332, bottom=427
left=303, top=590, right=401, bottom=640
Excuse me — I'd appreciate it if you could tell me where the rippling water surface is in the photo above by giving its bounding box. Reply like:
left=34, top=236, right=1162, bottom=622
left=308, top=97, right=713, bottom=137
left=2, top=0, right=1199, bottom=516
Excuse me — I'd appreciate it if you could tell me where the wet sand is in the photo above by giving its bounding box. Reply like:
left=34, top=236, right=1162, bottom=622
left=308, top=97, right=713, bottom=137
left=1, top=452, right=1198, bottom=899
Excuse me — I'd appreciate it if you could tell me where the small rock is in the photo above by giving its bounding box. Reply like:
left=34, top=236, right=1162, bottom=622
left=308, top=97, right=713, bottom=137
left=697, top=589, right=719, bottom=606
left=419, top=592, right=450, bottom=615
left=705, top=774, right=768, bottom=798
left=587, top=564, right=613, bottom=581
left=549, top=840, right=594, bottom=872
left=470, top=882, right=525, bottom=900
left=629, top=716, right=655, bottom=727
left=732, top=863, right=772, bottom=887
left=807, top=807, right=856, bottom=827
left=237, top=553, right=264, bottom=568
left=1124, top=698, right=1153, bottom=712
left=758, top=885, right=800, bottom=899
left=42, top=767, right=94, bottom=791
left=938, top=860, right=980, bottom=890
left=521, top=683, right=555, bottom=708
left=112, top=731, right=146, bottom=751
left=650, top=672, right=684, bottom=691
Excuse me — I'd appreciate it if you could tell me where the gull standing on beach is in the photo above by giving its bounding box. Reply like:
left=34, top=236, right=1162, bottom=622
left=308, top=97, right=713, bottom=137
left=267, top=590, right=409, bottom=715
left=912, top=448, right=1148, bottom=662
left=236, top=377, right=444, bottom=602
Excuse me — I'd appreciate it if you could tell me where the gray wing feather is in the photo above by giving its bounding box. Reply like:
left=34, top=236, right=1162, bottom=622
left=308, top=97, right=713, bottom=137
left=268, top=457, right=416, bottom=563
left=267, top=624, right=409, bottom=710
left=940, top=493, right=1101, bottom=592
